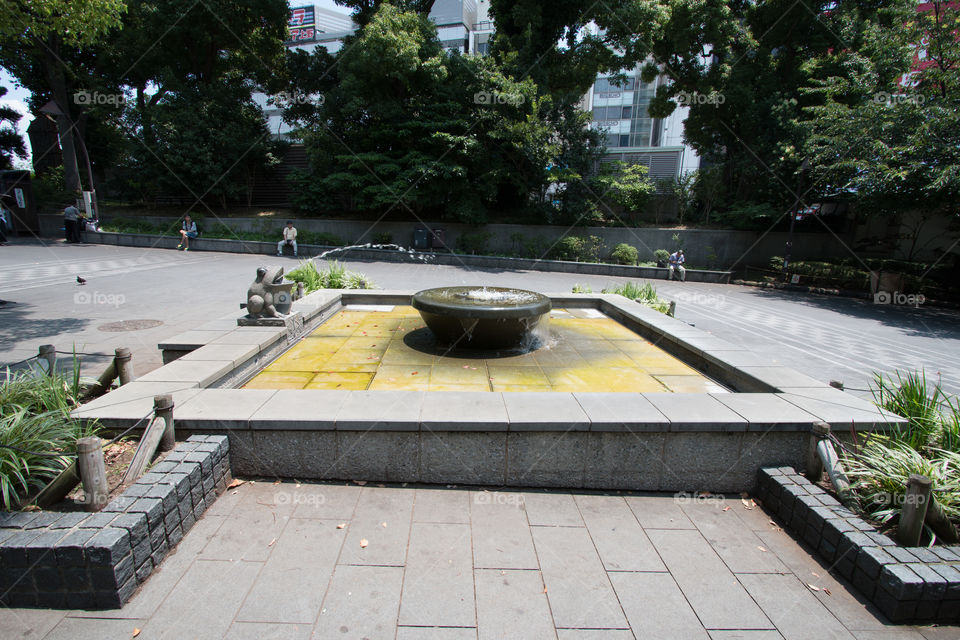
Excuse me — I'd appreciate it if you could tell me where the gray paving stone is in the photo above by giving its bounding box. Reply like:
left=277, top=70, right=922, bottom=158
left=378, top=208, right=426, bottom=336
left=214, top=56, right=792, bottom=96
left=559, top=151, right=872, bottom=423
left=199, top=500, right=291, bottom=562
left=136, top=559, right=261, bottom=640
left=647, top=529, right=773, bottom=630
left=174, top=388, right=276, bottom=428
left=313, top=565, right=404, bottom=640
left=710, top=393, right=821, bottom=429
left=399, top=523, right=475, bottom=627
left=575, top=494, right=665, bottom=571
left=583, top=432, right=665, bottom=489
left=338, top=487, right=414, bottom=566
left=532, top=526, right=627, bottom=629
left=209, top=329, right=284, bottom=350
left=708, top=632, right=786, bottom=640
left=522, top=491, right=583, bottom=527
left=135, top=358, right=235, bottom=386
left=503, top=392, right=590, bottom=430
left=506, top=432, right=587, bottom=486
left=555, top=632, right=634, bottom=640
left=413, top=488, right=471, bottom=524
left=335, top=390, right=424, bottom=430
left=70, top=382, right=200, bottom=425
left=179, top=342, right=258, bottom=367
left=335, top=431, right=419, bottom=481
left=738, top=366, right=830, bottom=391
left=396, top=628, right=478, bottom=640
left=237, top=519, right=344, bottom=624
left=776, top=389, right=901, bottom=429
left=158, top=329, right=231, bottom=350
left=249, top=389, right=349, bottom=430
left=475, top=569, right=555, bottom=640
left=421, top=431, right=506, bottom=485
left=610, top=571, right=709, bottom=639
left=41, top=616, right=149, bottom=640
left=645, top=393, right=748, bottom=431
left=572, top=392, right=670, bottom=432
left=421, top=392, right=508, bottom=430
left=625, top=494, right=696, bottom=529
left=225, top=622, right=313, bottom=640
left=738, top=573, right=856, bottom=639
left=470, top=490, right=539, bottom=569
left=290, top=482, right=361, bottom=520
left=0, top=607, right=66, bottom=640
left=681, top=500, right=788, bottom=573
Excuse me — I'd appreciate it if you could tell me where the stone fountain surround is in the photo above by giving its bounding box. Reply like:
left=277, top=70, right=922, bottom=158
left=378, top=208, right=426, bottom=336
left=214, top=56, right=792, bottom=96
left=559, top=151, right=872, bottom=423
left=72, top=289, right=906, bottom=493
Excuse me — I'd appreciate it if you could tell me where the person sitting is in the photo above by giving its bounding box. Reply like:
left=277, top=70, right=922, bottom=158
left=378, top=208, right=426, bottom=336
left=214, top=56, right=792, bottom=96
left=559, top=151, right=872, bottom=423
left=178, top=215, right=198, bottom=251
left=668, top=249, right=686, bottom=281
left=277, top=220, right=297, bottom=257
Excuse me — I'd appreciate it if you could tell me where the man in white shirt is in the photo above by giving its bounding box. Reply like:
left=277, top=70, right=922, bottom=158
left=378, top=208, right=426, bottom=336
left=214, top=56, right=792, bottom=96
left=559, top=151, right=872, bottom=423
left=669, top=249, right=686, bottom=281
left=278, top=220, right=297, bottom=257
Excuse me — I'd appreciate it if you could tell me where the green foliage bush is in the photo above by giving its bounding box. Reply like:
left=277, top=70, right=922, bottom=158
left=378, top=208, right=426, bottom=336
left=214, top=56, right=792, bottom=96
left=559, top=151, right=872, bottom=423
left=549, top=235, right=606, bottom=262
left=286, top=260, right=373, bottom=293
left=654, top=249, right=670, bottom=265
left=600, top=282, right=671, bottom=314
left=610, top=243, right=639, bottom=265
left=0, top=362, right=97, bottom=509
left=456, top=230, right=492, bottom=255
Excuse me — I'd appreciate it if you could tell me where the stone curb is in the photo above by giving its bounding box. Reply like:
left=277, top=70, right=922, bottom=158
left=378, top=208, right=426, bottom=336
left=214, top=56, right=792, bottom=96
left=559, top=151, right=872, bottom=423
left=0, top=435, right=230, bottom=609
left=757, top=466, right=960, bottom=624
left=83, top=231, right=733, bottom=283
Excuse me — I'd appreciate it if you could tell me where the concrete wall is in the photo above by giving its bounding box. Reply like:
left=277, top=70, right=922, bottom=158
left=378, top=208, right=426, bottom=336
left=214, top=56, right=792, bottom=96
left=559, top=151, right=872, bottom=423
left=39, top=213, right=858, bottom=269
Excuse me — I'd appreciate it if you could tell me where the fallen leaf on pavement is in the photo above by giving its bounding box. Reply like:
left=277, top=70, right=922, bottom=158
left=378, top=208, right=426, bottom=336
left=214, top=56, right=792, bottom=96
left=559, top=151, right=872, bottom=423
left=132, top=629, right=141, bottom=638
left=336, top=523, right=346, bottom=529
left=354, top=480, right=367, bottom=486
left=227, top=478, right=244, bottom=489
left=823, top=588, right=832, bottom=596
left=381, top=522, right=387, bottom=527
left=268, top=538, right=276, bottom=547
left=723, top=506, right=731, bottom=511
left=542, top=585, right=548, bottom=593
left=757, top=546, right=767, bottom=552
left=807, top=584, right=820, bottom=592
left=360, top=539, right=369, bottom=548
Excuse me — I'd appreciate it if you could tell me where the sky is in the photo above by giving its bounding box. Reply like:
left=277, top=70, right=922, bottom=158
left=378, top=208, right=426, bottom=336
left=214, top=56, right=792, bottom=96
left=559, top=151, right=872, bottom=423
left=0, top=0, right=349, bottom=172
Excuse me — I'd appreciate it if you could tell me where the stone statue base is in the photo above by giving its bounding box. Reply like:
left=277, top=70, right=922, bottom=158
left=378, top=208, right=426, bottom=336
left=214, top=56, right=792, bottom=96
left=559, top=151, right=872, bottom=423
left=238, top=311, right=304, bottom=343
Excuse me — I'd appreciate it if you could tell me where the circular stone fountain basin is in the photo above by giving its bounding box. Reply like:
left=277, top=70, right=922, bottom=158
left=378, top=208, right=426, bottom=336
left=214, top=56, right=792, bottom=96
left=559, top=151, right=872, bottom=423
left=411, top=286, right=552, bottom=350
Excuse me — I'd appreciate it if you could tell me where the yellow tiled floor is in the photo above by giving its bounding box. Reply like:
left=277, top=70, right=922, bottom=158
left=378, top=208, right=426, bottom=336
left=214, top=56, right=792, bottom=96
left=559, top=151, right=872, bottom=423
left=244, top=305, right=727, bottom=393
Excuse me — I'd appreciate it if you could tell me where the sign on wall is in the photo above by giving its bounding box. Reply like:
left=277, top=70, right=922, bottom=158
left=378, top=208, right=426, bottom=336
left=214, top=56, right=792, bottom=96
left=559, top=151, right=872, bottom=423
left=287, top=5, right=317, bottom=43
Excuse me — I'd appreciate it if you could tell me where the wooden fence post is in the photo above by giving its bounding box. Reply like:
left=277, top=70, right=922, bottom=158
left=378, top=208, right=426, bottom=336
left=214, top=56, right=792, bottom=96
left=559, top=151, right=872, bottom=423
left=154, top=394, right=175, bottom=452
left=38, top=344, right=56, bottom=375
left=898, top=474, right=932, bottom=547
left=115, top=347, right=134, bottom=386
left=77, top=436, right=109, bottom=512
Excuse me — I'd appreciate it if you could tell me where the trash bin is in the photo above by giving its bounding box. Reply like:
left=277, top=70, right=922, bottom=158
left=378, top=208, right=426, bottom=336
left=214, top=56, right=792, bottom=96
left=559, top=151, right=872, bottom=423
left=413, top=228, right=430, bottom=250
left=430, top=228, right=445, bottom=249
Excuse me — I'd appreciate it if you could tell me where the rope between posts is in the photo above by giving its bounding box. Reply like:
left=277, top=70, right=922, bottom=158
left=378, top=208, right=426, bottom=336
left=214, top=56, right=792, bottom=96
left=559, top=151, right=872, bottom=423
left=55, top=350, right=113, bottom=357
left=1, top=354, right=39, bottom=368
left=0, top=409, right=155, bottom=459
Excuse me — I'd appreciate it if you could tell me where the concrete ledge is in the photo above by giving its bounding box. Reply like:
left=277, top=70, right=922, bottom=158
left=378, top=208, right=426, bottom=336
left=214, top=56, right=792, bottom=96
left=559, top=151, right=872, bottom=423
left=0, top=436, right=229, bottom=609
left=82, top=231, right=733, bottom=283
left=758, top=467, right=960, bottom=624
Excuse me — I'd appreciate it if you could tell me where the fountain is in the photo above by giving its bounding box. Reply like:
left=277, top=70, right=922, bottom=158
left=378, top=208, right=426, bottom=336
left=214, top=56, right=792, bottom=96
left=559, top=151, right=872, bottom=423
left=411, top=286, right=551, bottom=350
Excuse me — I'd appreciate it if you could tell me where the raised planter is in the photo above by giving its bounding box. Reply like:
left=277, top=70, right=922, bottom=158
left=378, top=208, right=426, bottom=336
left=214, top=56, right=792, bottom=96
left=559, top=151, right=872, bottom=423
left=757, top=466, right=960, bottom=623
left=82, top=231, right=733, bottom=283
left=0, top=435, right=229, bottom=609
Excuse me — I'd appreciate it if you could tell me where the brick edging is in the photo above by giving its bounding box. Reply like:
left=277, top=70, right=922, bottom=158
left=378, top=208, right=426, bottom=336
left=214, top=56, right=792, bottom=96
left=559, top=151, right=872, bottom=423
left=757, top=467, right=960, bottom=623
left=0, top=435, right=230, bottom=609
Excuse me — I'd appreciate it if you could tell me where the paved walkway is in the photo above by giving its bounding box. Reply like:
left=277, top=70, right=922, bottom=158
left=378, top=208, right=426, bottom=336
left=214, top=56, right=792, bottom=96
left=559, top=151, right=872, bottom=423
left=2, top=481, right=956, bottom=640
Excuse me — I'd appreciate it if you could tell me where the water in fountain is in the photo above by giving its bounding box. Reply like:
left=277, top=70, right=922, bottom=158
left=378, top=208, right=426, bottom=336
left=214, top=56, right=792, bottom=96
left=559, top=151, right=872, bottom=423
left=314, top=243, right=435, bottom=263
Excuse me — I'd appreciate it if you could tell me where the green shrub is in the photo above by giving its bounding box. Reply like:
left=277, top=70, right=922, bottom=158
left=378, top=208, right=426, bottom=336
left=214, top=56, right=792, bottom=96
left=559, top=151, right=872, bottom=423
left=373, top=232, right=393, bottom=245
left=571, top=284, right=593, bottom=293
left=456, top=230, right=492, bottom=255
left=286, top=260, right=374, bottom=293
left=1, top=362, right=97, bottom=509
left=610, top=243, right=639, bottom=265
left=654, top=249, right=670, bottom=266
left=601, top=282, right=671, bottom=314
left=549, top=235, right=606, bottom=262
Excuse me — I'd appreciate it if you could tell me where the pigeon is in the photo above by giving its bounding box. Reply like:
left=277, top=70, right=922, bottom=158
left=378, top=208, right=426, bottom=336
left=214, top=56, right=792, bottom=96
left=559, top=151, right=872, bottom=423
left=76, top=276, right=86, bottom=285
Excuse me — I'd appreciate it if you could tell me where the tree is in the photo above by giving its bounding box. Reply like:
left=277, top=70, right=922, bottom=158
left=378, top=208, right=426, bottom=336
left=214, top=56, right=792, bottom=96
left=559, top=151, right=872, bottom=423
left=0, top=0, right=126, bottom=192
left=0, top=87, right=28, bottom=170
left=644, top=0, right=917, bottom=221
left=593, top=161, right=656, bottom=219
left=334, top=0, right=435, bottom=27
left=802, top=2, right=960, bottom=258
left=288, top=4, right=552, bottom=223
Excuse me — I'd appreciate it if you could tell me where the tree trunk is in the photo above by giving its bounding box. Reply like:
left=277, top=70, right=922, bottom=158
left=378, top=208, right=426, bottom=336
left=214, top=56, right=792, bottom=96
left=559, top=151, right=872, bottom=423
left=42, top=35, right=82, bottom=194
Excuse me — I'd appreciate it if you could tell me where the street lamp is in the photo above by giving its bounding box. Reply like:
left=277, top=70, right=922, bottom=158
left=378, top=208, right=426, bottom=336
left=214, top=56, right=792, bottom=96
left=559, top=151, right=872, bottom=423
left=38, top=100, right=99, bottom=217
left=783, top=158, right=810, bottom=276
